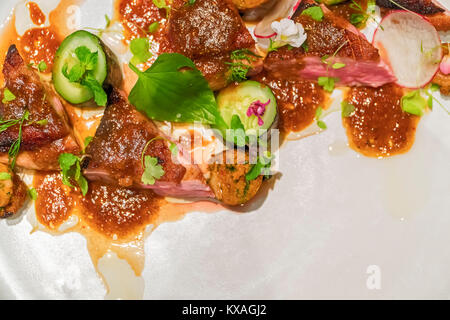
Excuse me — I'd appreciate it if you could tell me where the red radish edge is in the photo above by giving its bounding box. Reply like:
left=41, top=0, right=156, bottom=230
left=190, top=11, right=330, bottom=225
left=372, top=10, right=443, bottom=89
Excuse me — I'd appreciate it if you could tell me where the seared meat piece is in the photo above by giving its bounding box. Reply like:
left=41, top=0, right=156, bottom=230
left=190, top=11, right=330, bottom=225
left=263, top=0, right=396, bottom=87
left=0, top=45, right=80, bottom=170
left=84, top=89, right=214, bottom=199
left=207, top=150, right=263, bottom=206
left=168, top=0, right=259, bottom=90
left=376, top=0, right=444, bottom=15
left=376, top=0, right=450, bottom=31
left=0, top=163, right=27, bottom=219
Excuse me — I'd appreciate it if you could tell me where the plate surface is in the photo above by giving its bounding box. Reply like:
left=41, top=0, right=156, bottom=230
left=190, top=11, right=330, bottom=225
left=0, top=0, right=449, bottom=300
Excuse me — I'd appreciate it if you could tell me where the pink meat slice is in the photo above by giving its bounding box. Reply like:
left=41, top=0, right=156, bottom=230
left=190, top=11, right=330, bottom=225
left=263, top=0, right=397, bottom=87
left=83, top=89, right=214, bottom=199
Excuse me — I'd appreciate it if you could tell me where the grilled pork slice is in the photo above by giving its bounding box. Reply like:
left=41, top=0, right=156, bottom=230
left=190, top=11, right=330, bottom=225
left=168, top=0, right=262, bottom=90
left=263, top=0, right=396, bottom=87
left=83, top=89, right=214, bottom=199
left=0, top=163, right=27, bottom=218
left=0, top=45, right=80, bottom=170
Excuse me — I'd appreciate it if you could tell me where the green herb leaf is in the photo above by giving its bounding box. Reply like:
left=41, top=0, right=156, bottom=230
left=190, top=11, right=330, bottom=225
left=62, top=46, right=106, bottom=107
left=229, top=114, right=247, bottom=147
left=148, top=22, right=159, bottom=33
left=82, top=74, right=107, bottom=107
left=401, top=90, right=427, bottom=116
left=318, top=76, right=338, bottom=92
left=84, top=136, right=94, bottom=148
left=332, top=62, right=346, bottom=69
left=341, top=101, right=356, bottom=117
left=38, top=61, right=47, bottom=72
left=430, top=83, right=440, bottom=92
left=128, top=53, right=226, bottom=128
left=301, top=6, right=324, bottom=22
left=28, top=187, right=38, bottom=200
left=130, top=38, right=153, bottom=65
left=8, top=110, right=29, bottom=169
left=141, top=156, right=165, bottom=185
left=105, top=14, right=111, bottom=28
left=246, top=152, right=273, bottom=181
left=169, top=142, right=178, bottom=156
left=58, top=153, right=89, bottom=195
left=0, top=172, right=11, bottom=180
left=2, top=88, right=16, bottom=104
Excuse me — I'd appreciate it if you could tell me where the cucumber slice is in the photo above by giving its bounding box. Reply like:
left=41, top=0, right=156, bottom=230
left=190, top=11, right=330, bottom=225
left=53, top=30, right=108, bottom=105
left=216, top=81, right=277, bottom=136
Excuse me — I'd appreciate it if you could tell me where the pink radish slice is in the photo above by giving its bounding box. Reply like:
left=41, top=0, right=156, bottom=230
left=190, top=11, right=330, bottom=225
left=254, top=0, right=302, bottom=43
left=373, top=11, right=442, bottom=88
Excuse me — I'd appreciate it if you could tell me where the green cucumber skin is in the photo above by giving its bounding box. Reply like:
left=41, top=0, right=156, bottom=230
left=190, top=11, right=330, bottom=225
left=52, top=30, right=108, bottom=105
left=216, top=80, right=277, bottom=136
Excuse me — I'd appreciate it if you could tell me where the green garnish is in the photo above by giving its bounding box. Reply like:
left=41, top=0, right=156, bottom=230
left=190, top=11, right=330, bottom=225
left=226, top=49, right=261, bottom=83
left=401, top=90, right=427, bottom=116
left=141, top=156, right=165, bottom=185
left=62, top=46, right=107, bottom=106
left=8, top=110, right=29, bottom=169
left=2, top=88, right=16, bottom=104
left=130, top=38, right=153, bottom=65
left=58, top=153, right=88, bottom=196
left=152, top=0, right=170, bottom=17
left=228, top=114, right=247, bottom=147
left=246, top=152, right=273, bottom=181
left=148, top=22, right=159, bottom=33
left=38, top=61, right=47, bottom=72
left=315, top=107, right=327, bottom=130
left=341, top=101, right=356, bottom=118
left=28, top=187, right=38, bottom=200
left=84, top=136, right=94, bottom=148
left=301, top=6, right=324, bottom=22
left=169, top=142, right=178, bottom=156
left=349, top=0, right=377, bottom=28
left=332, top=62, right=346, bottom=69
left=318, top=76, right=338, bottom=92
left=105, top=14, right=111, bottom=28
left=128, top=53, right=226, bottom=130
left=187, top=0, right=196, bottom=5
left=0, top=172, right=11, bottom=180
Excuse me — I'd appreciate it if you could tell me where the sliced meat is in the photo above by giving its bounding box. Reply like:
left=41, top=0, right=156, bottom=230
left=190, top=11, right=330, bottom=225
left=84, top=89, right=214, bottom=199
left=0, top=45, right=80, bottom=170
left=167, top=0, right=259, bottom=90
left=376, top=0, right=444, bottom=15
left=377, top=0, right=450, bottom=31
left=263, top=0, right=396, bottom=87
left=0, top=163, right=27, bottom=218
left=207, top=150, right=263, bottom=206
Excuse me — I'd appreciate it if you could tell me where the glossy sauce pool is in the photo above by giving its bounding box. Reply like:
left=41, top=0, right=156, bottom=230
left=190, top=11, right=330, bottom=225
left=343, top=84, right=420, bottom=157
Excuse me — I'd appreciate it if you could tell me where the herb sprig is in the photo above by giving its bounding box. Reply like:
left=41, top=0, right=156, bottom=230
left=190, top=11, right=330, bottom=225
left=58, top=153, right=88, bottom=196
left=62, top=46, right=107, bottom=106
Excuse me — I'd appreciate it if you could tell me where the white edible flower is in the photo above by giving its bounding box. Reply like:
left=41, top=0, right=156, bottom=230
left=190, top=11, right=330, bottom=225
left=271, top=18, right=307, bottom=48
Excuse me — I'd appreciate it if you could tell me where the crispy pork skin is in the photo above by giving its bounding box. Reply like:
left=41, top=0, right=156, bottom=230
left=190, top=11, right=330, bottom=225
left=263, top=0, right=396, bottom=87
left=0, top=45, right=80, bottom=170
left=0, top=163, right=27, bottom=219
left=84, top=89, right=214, bottom=199
left=168, top=0, right=260, bottom=90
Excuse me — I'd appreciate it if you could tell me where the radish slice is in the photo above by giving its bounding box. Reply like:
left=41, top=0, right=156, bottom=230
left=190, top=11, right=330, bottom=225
left=373, top=11, right=442, bottom=88
left=254, top=0, right=302, bottom=46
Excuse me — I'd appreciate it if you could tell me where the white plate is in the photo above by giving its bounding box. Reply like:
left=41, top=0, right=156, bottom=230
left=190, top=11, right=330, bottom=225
left=0, top=0, right=450, bottom=300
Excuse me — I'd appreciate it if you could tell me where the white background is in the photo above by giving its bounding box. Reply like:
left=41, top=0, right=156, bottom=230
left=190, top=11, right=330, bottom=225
left=0, top=0, right=449, bottom=299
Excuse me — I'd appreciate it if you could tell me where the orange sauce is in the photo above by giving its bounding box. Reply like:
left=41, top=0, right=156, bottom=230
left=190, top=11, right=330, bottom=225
left=33, top=172, right=222, bottom=276
left=27, top=2, right=46, bottom=26
left=343, top=85, right=420, bottom=157
left=254, top=72, right=327, bottom=134
left=19, top=27, right=61, bottom=72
